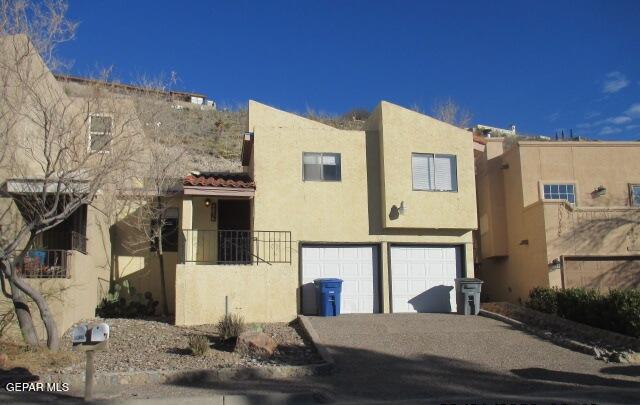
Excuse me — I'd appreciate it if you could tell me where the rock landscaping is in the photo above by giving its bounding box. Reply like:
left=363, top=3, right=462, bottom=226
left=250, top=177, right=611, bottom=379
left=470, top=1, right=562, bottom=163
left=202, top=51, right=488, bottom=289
left=482, top=302, right=640, bottom=363
left=48, top=318, right=321, bottom=375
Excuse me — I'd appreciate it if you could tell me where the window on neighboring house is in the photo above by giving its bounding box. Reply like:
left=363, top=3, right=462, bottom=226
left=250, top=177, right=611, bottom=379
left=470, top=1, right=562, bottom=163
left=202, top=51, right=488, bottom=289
left=303, top=152, right=341, bottom=181
left=543, top=183, right=576, bottom=204
left=150, top=208, right=179, bottom=253
left=40, top=204, right=88, bottom=253
left=630, top=184, right=640, bottom=207
left=412, top=153, right=458, bottom=191
left=89, top=114, right=113, bottom=152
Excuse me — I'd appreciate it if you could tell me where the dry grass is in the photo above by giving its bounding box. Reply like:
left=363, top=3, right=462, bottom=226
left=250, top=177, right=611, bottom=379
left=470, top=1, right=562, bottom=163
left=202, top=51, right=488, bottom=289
left=0, top=340, right=81, bottom=373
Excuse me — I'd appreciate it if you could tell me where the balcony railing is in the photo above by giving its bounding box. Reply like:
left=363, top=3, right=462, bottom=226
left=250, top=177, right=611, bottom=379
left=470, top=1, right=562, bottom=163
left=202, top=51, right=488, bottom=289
left=181, top=229, right=292, bottom=265
left=14, top=250, right=72, bottom=278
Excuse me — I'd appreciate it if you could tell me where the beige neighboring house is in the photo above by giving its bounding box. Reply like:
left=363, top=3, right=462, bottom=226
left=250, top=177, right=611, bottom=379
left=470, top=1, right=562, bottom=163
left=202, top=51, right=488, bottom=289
left=475, top=138, right=640, bottom=303
left=0, top=35, right=149, bottom=337
left=174, top=100, right=480, bottom=324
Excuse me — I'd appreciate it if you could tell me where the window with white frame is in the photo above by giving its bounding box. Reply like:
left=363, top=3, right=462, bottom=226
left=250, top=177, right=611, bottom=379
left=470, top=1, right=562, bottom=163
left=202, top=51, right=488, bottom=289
left=543, top=183, right=576, bottom=204
left=630, top=184, right=640, bottom=206
left=412, top=153, right=457, bottom=191
left=88, top=114, right=113, bottom=152
left=303, top=152, right=341, bottom=181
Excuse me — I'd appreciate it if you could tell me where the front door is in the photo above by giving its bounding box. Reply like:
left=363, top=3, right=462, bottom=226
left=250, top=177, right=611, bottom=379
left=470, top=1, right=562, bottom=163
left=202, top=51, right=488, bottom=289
left=217, top=200, right=251, bottom=263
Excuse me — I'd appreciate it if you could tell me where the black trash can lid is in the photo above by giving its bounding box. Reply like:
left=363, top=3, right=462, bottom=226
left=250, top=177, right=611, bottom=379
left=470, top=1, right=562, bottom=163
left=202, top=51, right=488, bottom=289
left=314, top=278, right=343, bottom=284
left=455, top=277, right=483, bottom=283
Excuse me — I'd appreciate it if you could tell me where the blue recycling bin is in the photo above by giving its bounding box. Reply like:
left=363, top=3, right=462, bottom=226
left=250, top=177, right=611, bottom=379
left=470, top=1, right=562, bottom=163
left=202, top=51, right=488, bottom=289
left=314, top=278, right=343, bottom=316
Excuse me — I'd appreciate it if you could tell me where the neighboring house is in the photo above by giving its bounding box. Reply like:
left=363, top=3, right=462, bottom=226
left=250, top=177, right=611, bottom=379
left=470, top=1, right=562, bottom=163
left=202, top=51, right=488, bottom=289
left=55, top=74, right=214, bottom=109
left=0, top=35, right=148, bottom=337
left=174, top=100, right=480, bottom=324
left=475, top=138, right=640, bottom=303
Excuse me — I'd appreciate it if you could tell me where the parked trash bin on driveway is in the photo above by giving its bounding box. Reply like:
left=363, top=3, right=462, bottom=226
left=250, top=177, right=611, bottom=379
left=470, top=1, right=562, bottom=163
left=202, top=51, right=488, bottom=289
left=314, top=278, right=343, bottom=316
left=455, top=278, right=483, bottom=315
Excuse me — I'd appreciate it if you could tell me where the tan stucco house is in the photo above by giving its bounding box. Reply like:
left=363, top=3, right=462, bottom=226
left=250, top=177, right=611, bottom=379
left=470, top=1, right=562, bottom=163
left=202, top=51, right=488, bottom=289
left=173, top=100, right=480, bottom=324
left=475, top=138, right=640, bottom=303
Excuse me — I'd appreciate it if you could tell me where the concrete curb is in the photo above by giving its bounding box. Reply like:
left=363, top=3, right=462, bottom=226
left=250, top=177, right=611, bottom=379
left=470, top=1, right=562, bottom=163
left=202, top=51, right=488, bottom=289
left=297, top=315, right=335, bottom=370
left=41, top=358, right=332, bottom=387
left=480, top=309, right=596, bottom=355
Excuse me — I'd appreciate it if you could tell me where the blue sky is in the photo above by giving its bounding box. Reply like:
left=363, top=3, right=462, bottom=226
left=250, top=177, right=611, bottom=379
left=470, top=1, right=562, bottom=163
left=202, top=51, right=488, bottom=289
left=58, top=0, right=640, bottom=140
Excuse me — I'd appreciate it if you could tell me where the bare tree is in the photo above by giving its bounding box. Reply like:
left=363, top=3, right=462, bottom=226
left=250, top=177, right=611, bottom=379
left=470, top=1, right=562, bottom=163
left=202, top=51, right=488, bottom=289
left=116, top=79, right=190, bottom=317
left=0, top=1, right=141, bottom=349
left=432, top=98, right=473, bottom=128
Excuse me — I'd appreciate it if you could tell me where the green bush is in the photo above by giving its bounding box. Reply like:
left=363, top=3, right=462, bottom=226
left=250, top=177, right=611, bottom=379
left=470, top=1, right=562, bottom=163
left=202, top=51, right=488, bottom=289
left=526, top=287, right=640, bottom=337
left=216, top=313, right=245, bottom=341
left=527, top=287, right=559, bottom=314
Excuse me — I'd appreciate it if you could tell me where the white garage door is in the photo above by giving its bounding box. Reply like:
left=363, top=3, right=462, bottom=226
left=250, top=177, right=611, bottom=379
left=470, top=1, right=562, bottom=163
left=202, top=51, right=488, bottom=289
left=390, top=246, right=461, bottom=313
left=301, top=245, right=379, bottom=314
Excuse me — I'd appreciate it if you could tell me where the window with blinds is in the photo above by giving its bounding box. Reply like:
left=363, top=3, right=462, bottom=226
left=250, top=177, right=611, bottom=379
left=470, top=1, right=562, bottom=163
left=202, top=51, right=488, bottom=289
left=412, top=153, right=457, bottom=191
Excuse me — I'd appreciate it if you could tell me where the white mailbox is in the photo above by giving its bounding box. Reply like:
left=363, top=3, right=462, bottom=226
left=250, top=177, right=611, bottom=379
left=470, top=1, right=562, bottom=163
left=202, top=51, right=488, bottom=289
left=90, top=323, right=109, bottom=342
left=71, top=323, right=110, bottom=346
left=71, top=324, right=88, bottom=344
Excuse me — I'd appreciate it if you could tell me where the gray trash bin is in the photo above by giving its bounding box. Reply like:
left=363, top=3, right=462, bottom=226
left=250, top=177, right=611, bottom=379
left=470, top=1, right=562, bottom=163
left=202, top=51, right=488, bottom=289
left=455, top=278, right=483, bottom=315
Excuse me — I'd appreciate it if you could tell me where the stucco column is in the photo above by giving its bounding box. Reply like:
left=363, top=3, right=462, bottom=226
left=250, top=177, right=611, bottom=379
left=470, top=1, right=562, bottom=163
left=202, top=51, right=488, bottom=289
left=380, top=242, right=390, bottom=313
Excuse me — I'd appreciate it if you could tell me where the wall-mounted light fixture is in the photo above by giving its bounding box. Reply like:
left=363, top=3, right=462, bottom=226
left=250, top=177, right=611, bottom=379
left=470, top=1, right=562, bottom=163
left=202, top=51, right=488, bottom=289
left=593, top=185, right=607, bottom=196
left=398, top=201, right=407, bottom=216
left=548, top=258, right=561, bottom=271
left=204, top=198, right=211, bottom=207
left=519, top=239, right=529, bottom=246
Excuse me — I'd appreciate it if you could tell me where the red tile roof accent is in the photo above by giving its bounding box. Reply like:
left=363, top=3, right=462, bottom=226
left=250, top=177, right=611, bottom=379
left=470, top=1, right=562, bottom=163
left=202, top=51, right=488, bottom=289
left=473, top=134, right=487, bottom=145
left=183, top=172, right=255, bottom=189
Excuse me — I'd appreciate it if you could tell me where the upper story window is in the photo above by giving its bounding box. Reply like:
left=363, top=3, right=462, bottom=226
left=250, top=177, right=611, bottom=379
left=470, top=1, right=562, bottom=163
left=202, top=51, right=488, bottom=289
left=412, top=153, right=458, bottom=192
left=303, top=152, right=341, bottom=181
left=89, top=114, right=113, bottom=152
left=630, top=184, right=640, bottom=207
left=543, top=183, right=576, bottom=204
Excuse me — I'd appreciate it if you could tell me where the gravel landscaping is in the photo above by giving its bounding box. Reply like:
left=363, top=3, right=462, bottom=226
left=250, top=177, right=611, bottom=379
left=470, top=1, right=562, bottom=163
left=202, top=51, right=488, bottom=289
left=52, top=318, right=321, bottom=374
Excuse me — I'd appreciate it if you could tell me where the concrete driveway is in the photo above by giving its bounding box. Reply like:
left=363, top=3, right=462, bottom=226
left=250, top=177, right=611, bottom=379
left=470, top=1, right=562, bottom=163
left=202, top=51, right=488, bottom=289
left=304, top=313, right=640, bottom=403
left=12, top=313, right=640, bottom=404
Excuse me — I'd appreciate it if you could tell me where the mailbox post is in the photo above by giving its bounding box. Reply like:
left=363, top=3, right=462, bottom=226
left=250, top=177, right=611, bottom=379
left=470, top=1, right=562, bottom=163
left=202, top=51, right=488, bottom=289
left=71, top=323, right=110, bottom=401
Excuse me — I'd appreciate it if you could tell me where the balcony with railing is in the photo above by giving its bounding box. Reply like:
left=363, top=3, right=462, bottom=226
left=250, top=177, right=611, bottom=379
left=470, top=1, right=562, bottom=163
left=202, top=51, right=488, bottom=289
left=180, top=229, right=292, bottom=265
left=14, top=250, right=72, bottom=278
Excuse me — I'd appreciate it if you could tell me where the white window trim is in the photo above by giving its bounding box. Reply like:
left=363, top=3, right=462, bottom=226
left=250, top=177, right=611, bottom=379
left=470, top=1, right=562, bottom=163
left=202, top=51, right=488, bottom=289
left=88, top=113, right=114, bottom=153
left=411, top=153, right=458, bottom=192
left=302, top=152, right=342, bottom=182
left=539, top=181, right=578, bottom=206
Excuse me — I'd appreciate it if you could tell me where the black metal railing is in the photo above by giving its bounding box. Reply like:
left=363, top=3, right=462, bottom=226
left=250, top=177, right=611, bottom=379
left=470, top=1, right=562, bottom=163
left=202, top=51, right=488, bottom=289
left=181, top=229, right=292, bottom=265
left=71, top=231, right=88, bottom=254
left=14, top=250, right=72, bottom=278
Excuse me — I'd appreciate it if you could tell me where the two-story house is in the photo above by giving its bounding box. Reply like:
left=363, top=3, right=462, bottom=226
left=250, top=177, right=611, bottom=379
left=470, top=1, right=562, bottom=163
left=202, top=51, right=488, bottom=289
left=173, top=100, right=479, bottom=324
left=475, top=138, right=640, bottom=303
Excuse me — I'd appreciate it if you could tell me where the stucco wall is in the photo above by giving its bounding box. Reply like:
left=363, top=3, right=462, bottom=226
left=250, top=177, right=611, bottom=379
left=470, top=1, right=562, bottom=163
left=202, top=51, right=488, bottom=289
left=376, top=102, right=478, bottom=230
left=174, top=263, right=296, bottom=325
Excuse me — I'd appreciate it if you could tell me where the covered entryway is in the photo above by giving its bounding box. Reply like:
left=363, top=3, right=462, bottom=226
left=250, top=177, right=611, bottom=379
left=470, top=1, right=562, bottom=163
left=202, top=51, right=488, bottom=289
left=562, top=256, right=640, bottom=291
left=390, top=245, right=462, bottom=313
left=301, top=245, right=379, bottom=314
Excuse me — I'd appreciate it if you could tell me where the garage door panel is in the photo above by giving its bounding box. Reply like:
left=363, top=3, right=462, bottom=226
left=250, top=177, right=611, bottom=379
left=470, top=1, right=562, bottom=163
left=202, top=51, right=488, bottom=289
left=302, top=245, right=379, bottom=314
left=391, top=246, right=461, bottom=313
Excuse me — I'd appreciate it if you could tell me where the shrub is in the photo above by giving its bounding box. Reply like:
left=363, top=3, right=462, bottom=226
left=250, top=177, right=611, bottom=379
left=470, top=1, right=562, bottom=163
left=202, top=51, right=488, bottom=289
left=216, top=313, right=245, bottom=341
left=96, top=282, right=159, bottom=318
left=527, top=287, right=558, bottom=314
left=526, top=287, right=640, bottom=337
left=188, top=335, right=210, bottom=356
